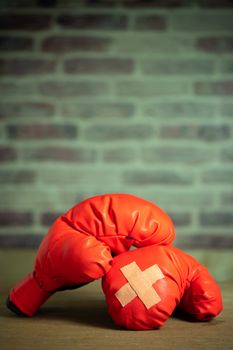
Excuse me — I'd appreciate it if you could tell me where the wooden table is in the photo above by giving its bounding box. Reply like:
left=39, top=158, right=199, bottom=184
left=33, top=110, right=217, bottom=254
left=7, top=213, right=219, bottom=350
left=0, top=249, right=232, bottom=350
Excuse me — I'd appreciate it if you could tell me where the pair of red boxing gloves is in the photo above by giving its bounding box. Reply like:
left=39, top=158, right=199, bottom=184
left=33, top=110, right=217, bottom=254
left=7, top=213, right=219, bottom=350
left=7, top=194, right=223, bottom=330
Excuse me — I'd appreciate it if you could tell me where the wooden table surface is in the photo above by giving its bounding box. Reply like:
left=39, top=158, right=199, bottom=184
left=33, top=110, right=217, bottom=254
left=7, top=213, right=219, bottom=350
left=0, top=249, right=232, bottom=350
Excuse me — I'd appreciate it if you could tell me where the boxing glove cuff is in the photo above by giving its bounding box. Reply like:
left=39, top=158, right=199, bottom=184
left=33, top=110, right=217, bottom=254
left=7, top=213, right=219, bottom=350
left=9, top=272, right=51, bottom=317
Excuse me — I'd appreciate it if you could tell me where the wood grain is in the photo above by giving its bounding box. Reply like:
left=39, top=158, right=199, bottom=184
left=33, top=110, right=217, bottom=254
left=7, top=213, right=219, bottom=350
left=0, top=249, right=232, bottom=350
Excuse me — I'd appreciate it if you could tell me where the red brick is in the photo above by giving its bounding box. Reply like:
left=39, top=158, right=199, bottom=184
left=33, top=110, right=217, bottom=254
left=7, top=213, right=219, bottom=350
left=0, top=102, right=55, bottom=119
left=195, top=81, right=233, bottom=96
left=143, top=101, right=215, bottom=119
left=123, top=170, right=193, bottom=186
left=220, top=60, right=233, bottom=74
left=202, top=169, right=233, bottom=184
left=161, top=125, right=230, bottom=141
left=41, top=212, right=62, bottom=226
left=62, top=102, right=135, bottom=119
left=175, top=235, right=233, bottom=249
left=57, top=14, right=128, bottom=30
left=200, top=212, right=233, bottom=226
left=38, top=0, right=56, bottom=6
left=198, top=0, right=233, bottom=7
left=141, top=59, right=214, bottom=75
left=103, top=147, right=136, bottom=163
left=0, top=36, right=33, bottom=51
left=134, top=15, right=166, bottom=30
left=221, top=102, right=233, bottom=117
left=6, top=124, right=78, bottom=140
left=85, top=0, right=117, bottom=6
left=168, top=212, right=191, bottom=227
left=85, top=124, right=153, bottom=141
left=64, top=58, right=134, bottom=74
left=42, top=36, right=111, bottom=53
left=221, top=147, right=233, bottom=162
left=0, top=146, right=17, bottom=162
left=116, top=81, right=190, bottom=97
left=0, top=170, right=36, bottom=184
left=197, top=37, right=233, bottom=53
left=0, top=212, right=33, bottom=227
left=0, top=82, right=36, bottom=97
left=198, top=125, right=231, bottom=141
left=119, top=0, right=184, bottom=7
left=38, top=81, right=109, bottom=97
left=171, top=13, right=233, bottom=31
left=220, top=192, right=233, bottom=205
left=0, top=59, right=56, bottom=76
left=142, top=146, right=215, bottom=164
left=0, top=14, right=51, bottom=31
left=114, top=36, right=193, bottom=54
left=22, top=147, right=97, bottom=162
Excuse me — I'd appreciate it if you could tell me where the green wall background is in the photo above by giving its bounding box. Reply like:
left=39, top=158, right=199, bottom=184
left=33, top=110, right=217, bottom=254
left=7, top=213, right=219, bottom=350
left=0, top=0, right=233, bottom=280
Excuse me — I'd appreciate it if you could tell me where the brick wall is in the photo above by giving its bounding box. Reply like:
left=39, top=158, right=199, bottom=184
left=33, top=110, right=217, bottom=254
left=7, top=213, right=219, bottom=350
left=0, top=0, right=233, bottom=254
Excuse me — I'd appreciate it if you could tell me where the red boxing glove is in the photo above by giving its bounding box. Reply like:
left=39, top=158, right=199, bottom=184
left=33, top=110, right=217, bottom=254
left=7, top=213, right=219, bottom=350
left=102, top=245, right=223, bottom=330
left=7, top=193, right=175, bottom=317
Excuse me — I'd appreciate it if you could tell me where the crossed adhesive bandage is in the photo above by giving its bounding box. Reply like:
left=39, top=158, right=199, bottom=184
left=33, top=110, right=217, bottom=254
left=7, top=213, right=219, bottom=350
left=115, top=261, right=164, bottom=309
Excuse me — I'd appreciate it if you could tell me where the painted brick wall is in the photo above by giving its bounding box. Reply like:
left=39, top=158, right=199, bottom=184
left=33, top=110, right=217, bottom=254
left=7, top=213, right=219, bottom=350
left=0, top=0, right=233, bottom=255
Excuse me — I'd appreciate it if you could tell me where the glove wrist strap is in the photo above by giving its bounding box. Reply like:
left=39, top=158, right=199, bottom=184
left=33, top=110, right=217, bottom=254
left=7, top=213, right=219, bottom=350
left=9, top=272, right=51, bottom=316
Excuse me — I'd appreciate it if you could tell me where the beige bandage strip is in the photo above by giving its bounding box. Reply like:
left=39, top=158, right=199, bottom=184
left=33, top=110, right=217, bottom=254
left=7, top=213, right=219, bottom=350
left=115, top=261, right=164, bottom=309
